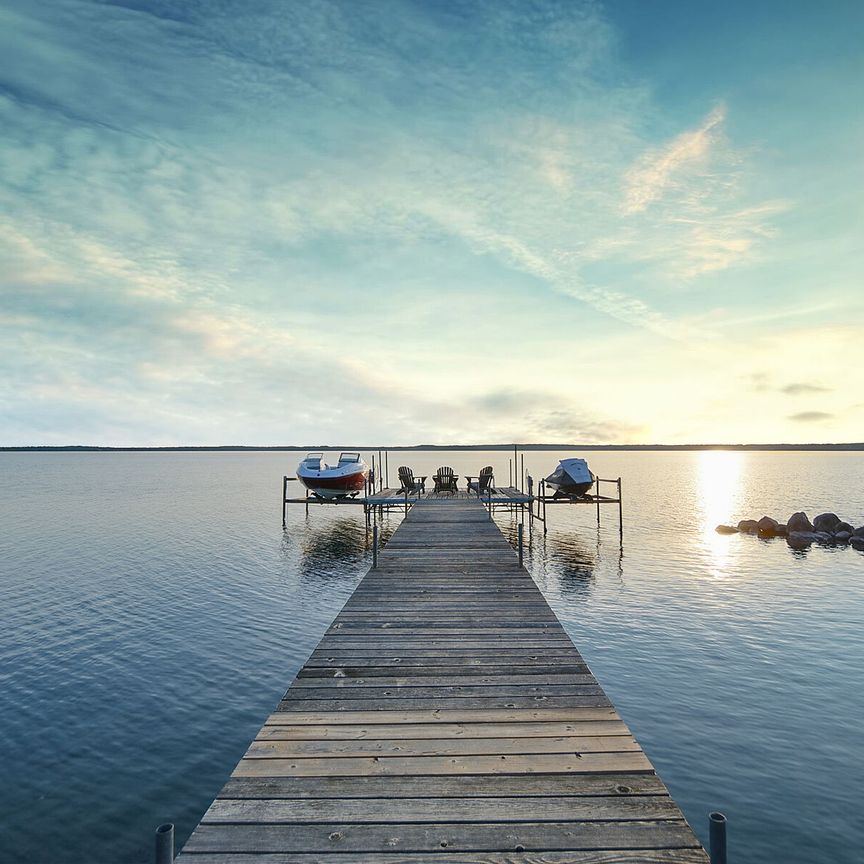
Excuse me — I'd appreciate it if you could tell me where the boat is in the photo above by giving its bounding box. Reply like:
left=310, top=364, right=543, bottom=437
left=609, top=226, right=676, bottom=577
left=544, top=457, right=595, bottom=498
left=296, top=452, right=370, bottom=499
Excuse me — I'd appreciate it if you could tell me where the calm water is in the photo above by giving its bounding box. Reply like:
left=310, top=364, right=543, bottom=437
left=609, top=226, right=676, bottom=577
left=1, top=450, right=862, bottom=863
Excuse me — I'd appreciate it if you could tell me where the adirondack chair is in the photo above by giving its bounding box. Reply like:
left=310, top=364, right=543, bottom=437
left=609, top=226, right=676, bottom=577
left=432, top=466, right=458, bottom=494
left=398, top=466, right=418, bottom=494
left=467, top=466, right=495, bottom=496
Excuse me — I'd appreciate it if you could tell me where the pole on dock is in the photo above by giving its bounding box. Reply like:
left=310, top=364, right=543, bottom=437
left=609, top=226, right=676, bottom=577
left=372, top=524, right=379, bottom=569
left=709, top=812, right=727, bottom=864
left=385, top=451, right=389, bottom=488
left=518, top=523, right=524, bottom=568
left=520, top=453, right=525, bottom=493
left=487, top=485, right=493, bottom=519
left=305, top=487, right=309, bottom=516
left=596, top=480, right=601, bottom=527
left=281, top=476, right=287, bottom=528
left=617, top=476, right=623, bottom=538
left=155, top=823, right=174, bottom=864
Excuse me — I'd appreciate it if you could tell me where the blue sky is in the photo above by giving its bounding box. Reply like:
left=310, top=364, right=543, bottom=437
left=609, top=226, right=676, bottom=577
left=1, top=0, right=862, bottom=445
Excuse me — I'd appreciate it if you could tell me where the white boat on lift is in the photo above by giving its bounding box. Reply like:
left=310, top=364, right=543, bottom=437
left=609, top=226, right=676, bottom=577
left=296, top=452, right=370, bottom=499
left=544, top=457, right=595, bottom=498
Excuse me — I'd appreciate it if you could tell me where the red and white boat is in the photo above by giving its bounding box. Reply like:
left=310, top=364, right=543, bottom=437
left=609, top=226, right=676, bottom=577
left=296, top=452, right=370, bottom=499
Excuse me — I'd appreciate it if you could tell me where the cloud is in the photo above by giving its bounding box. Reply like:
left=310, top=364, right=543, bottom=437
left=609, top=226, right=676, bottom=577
left=623, top=105, right=726, bottom=214
left=780, top=382, right=831, bottom=395
left=788, top=411, right=834, bottom=422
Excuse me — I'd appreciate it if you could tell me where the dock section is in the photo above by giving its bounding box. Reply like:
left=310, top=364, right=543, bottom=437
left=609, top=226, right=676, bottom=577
left=178, top=498, right=707, bottom=862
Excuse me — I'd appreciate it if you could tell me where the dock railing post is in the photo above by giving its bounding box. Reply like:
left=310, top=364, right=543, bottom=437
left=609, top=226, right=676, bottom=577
left=155, top=822, right=174, bottom=864
left=617, top=476, right=623, bottom=538
left=518, top=523, right=524, bottom=568
left=373, top=524, right=379, bottom=569
left=282, top=475, right=287, bottom=528
left=709, top=812, right=727, bottom=864
left=595, top=479, right=601, bottom=527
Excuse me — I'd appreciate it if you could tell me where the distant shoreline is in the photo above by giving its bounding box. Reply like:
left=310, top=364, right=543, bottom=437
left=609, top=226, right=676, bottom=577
left=3, top=443, right=864, bottom=452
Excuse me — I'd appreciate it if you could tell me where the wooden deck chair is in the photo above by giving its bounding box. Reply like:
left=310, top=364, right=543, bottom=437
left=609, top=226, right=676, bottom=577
left=397, top=466, right=418, bottom=494
left=433, top=466, right=457, bottom=494
left=468, top=466, right=495, bottom=496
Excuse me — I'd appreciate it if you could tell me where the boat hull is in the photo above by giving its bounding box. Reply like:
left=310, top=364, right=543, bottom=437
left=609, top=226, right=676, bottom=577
left=545, top=458, right=595, bottom=498
left=296, top=464, right=369, bottom=499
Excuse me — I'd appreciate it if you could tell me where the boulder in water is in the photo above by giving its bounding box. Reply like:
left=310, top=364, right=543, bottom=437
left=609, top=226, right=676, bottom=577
left=814, top=531, right=833, bottom=543
left=834, top=520, right=854, bottom=535
left=834, top=531, right=852, bottom=543
left=851, top=536, right=864, bottom=551
left=715, top=524, right=738, bottom=534
left=813, top=513, right=841, bottom=533
left=787, top=531, right=817, bottom=550
left=757, top=516, right=780, bottom=537
left=787, top=512, right=813, bottom=533
left=737, top=519, right=759, bottom=534
left=853, top=526, right=864, bottom=538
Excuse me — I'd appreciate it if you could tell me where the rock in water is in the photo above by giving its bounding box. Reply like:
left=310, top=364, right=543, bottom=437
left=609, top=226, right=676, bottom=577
left=787, top=531, right=817, bottom=550
left=715, top=524, right=739, bottom=534
left=787, top=512, right=814, bottom=533
left=851, top=536, right=864, bottom=551
left=835, top=531, right=852, bottom=543
left=834, top=521, right=854, bottom=535
left=853, top=526, right=864, bottom=538
left=813, top=513, right=841, bottom=533
left=757, top=516, right=780, bottom=537
left=737, top=519, right=759, bottom=534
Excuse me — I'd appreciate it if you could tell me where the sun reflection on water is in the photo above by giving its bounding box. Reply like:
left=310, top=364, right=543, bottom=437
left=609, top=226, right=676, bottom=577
left=697, top=450, right=743, bottom=573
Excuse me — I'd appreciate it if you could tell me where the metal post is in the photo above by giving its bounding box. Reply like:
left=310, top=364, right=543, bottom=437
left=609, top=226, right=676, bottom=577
left=596, top=479, right=600, bottom=527
left=372, top=524, right=379, bottom=569
left=305, top=487, right=309, bottom=516
left=709, top=812, right=727, bottom=864
left=617, top=477, right=623, bottom=538
left=385, top=451, right=389, bottom=488
left=404, top=489, right=409, bottom=516
left=520, top=453, right=525, bottom=493
left=518, top=523, right=524, bottom=568
left=487, top=485, right=493, bottom=519
left=281, top=475, right=287, bottom=528
left=155, top=823, right=174, bottom=864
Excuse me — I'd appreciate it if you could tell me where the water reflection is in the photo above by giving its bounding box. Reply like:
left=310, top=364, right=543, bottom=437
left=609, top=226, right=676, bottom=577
left=287, top=517, right=369, bottom=580
left=697, top=450, right=743, bottom=573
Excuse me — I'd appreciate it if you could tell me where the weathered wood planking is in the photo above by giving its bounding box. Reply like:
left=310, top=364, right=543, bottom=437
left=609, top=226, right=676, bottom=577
left=177, top=498, right=707, bottom=862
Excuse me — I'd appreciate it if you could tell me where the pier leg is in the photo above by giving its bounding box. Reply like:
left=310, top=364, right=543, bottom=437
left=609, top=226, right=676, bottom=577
left=618, top=477, right=623, bottom=539
left=155, top=822, right=174, bottom=864
left=281, top=476, right=287, bottom=528
left=305, top=488, right=309, bottom=516
left=709, top=812, right=727, bottom=864
left=518, top=523, right=524, bottom=568
left=373, top=524, right=379, bottom=569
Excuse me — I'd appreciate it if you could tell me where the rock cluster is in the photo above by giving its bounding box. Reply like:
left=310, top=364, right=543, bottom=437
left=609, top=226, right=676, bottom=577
left=716, top=512, right=864, bottom=551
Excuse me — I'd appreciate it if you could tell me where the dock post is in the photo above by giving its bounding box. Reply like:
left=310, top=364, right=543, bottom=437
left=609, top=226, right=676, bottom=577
left=709, top=812, right=727, bottom=864
left=404, top=489, right=409, bottom=516
left=617, top=477, right=623, bottom=538
left=518, top=523, right=524, bottom=568
left=281, top=476, right=287, bottom=528
left=155, top=822, right=174, bottom=864
left=596, top=481, right=601, bottom=527
left=373, top=524, right=379, bottom=569
left=305, top=487, right=309, bottom=516
left=487, top=486, right=493, bottom=519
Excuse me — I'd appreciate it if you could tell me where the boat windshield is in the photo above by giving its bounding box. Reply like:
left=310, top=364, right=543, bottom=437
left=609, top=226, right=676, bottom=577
left=338, top=452, right=361, bottom=464
left=304, top=452, right=323, bottom=467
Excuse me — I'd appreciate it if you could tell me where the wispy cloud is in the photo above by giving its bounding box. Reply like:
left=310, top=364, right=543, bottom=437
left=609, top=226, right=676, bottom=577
left=788, top=411, right=834, bottom=422
left=623, top=104, right=726, bottom=214
left=781, top=382, right=832, bottom=396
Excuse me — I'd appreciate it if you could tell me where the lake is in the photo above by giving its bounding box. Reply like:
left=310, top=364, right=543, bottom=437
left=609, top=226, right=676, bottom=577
left=1, top=450, right=862, bottom=863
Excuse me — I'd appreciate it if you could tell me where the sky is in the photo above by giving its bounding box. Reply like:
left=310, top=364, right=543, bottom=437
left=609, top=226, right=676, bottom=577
left=1, top=0, right=862, bottom=446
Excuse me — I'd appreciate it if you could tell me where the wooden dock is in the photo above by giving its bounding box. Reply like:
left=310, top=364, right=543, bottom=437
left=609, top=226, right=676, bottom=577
left=178, top=498, right=708, bottom=862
